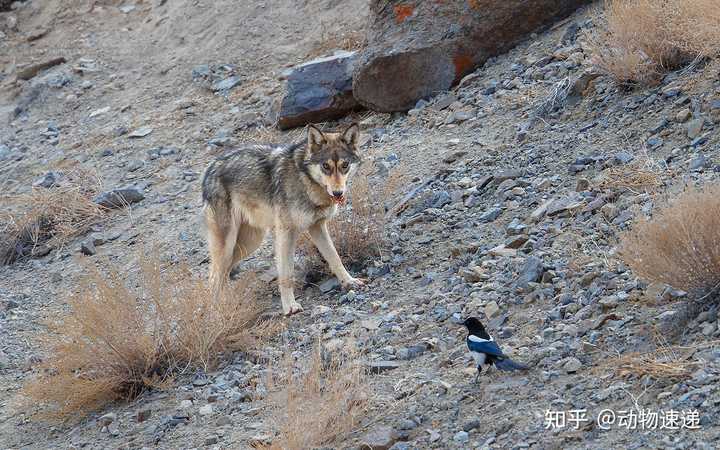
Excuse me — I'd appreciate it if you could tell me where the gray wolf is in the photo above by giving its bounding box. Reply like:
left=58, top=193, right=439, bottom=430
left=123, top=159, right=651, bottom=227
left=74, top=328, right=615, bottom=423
left=201, top=123, right=365, bottom=315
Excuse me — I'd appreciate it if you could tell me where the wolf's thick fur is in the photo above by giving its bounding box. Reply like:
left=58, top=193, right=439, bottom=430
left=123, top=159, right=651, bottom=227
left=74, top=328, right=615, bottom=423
left=201, top=123, right=364, bottom=315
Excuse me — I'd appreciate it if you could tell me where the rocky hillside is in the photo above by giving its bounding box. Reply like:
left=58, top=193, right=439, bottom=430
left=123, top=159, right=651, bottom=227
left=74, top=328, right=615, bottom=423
left=1, top=1, right=720, bottom=449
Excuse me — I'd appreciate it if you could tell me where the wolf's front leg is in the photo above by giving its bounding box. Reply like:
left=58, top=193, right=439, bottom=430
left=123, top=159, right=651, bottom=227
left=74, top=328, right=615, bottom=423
left=275, top=225, right=303, bottom=315
left=308, top=221, right=365, bottom=289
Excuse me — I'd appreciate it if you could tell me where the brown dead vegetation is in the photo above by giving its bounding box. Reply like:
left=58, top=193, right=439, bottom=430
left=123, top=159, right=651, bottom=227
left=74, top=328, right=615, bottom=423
left=308, top=24, right=366, bottom=59
left=23, top=256, right=274, bottom=419
left=589, top=0, right=720, bottom=85
left=261, top=346, right=369, bottom=450
left=620, top=185, right=720, bottom=307
left=0, top=170, right=106, bottom=265
left=300, top=172, right=395, bottom=280
left=599, top=160, right=666, bottom=193
left=610, top=333, right=702, bottom=381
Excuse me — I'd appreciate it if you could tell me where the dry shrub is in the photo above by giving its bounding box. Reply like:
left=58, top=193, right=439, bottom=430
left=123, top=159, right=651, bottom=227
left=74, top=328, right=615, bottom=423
left=599, top=161, right=665, bottom=193
left=620, top=185, right=720, bottom=304
left=262, top=346, right=369, bottom=450
left=308, top=26, right=366, bottom=59
left=589, top=0, right=720, bottom=84
left=611, top=334, right=700, bottom=380
left=0, top=170, right=105, bottom=265
left=23, top=256, right=273, bottom=419
left=300, top=174, right=391, bottom=279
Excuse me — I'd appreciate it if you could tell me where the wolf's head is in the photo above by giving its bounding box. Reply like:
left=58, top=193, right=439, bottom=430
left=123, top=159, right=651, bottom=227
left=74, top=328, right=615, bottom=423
left=305, top=123, right=361, bottom=204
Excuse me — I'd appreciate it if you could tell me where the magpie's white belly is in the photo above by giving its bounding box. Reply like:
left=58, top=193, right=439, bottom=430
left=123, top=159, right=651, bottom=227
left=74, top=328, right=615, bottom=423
left=471, top=351, right=487, bottom=366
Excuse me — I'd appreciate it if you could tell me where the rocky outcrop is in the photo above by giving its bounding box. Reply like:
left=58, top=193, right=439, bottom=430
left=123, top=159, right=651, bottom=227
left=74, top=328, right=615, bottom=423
left=276, top=51, right=360, bottom=130
left=353, top=0, right=592, bottom=112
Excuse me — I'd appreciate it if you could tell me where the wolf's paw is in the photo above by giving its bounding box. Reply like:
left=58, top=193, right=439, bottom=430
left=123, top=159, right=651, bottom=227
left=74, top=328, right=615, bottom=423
left=341, top=277, right=366, bottom=290
left=283, top=301, right=304, bottom=316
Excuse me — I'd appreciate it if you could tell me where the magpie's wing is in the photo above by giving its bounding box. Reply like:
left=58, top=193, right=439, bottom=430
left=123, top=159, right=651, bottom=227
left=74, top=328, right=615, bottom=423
left=467, top=336, right=505, bottom=357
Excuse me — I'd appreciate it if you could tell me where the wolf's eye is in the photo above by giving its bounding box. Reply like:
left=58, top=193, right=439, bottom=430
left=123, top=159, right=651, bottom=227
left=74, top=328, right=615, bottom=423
left=341, top=162, right=349, bottom=171
left=322, top=162, right=332, bottom=172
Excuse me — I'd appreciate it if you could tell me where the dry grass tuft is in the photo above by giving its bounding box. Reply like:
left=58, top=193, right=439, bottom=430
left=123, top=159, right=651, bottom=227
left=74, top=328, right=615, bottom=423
left=600, top=161, right=665, bottom=193
left=588, top=0, right=720, bottom=85
left=23, top=256, right=273, bottom=419
left=611, top=334, right=700, bottom=380
left=0, top=170, right=106, bottom=265
left=300, top=173, right=392, bottom=279
left=620, top=184, right=720, bottom=304
left=262, top=345, right=369, bottom=449
left=308, top=25, right=366, bottom=59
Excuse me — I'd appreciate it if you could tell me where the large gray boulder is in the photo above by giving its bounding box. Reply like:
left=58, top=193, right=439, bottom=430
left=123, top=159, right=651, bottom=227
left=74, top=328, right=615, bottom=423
left=276, top=51, right=360, bottom=130
left=353, top=0, right=592, bottom=112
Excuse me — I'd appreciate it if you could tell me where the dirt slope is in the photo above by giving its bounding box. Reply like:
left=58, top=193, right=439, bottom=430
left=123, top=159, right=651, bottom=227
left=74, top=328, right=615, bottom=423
left=1, top=1, right=720, bottom=449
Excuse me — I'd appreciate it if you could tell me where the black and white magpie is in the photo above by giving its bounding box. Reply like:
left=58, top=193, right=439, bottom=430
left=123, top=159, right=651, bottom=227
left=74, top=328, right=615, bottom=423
left=462, top=317, right=528, bottom=380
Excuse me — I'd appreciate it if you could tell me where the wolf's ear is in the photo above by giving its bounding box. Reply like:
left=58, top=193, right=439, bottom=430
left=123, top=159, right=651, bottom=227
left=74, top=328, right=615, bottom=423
left=341, top=123, right=360, bottom=148
left=307, top=125, right=325, bottom=151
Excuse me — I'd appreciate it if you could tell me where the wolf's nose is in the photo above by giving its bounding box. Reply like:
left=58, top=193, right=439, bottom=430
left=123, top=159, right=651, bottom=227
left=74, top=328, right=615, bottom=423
left=332, top=190, right=344, bottom=198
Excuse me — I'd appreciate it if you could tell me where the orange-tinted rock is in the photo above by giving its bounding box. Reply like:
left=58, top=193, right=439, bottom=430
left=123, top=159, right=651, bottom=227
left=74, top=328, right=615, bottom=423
left=353, top=0, right=592, bottom=112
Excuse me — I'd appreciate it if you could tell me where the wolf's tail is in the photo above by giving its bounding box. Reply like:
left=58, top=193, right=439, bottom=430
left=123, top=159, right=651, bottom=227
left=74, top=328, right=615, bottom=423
left=494, top=357, right=529, bottom=371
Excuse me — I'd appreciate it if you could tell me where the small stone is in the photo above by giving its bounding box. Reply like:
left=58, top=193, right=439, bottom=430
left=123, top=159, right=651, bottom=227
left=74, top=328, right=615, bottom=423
left=98, top=412, right=117, bottom=427
left=80, top=240, right=97, bottom=256
left=690, top=155, right=707, bottom=171
left=430, top=191, right=452, bottom=209
left=446, top=110, right=474, bottom=124
left=614, top=152, right=634, bottom=165
left=319, top=278, right=340, bottom=293
left=492, top=169, right=522, bottom=184
left=128, top=127, right=153, bottom=138
left=701, top=322, right=717, bottom=336
left=516, top=256, right=544, bottom=289
left=216, top=416, right=232, bottom=426
left=33, top=171, right=64, bottom=188
left=94, top=187, right=145, bottom=209
left=179, top=399, right=193, bottom=409
left=397, top=344, right=427, bottom=360
left=563, top=357, right=582, bottom=373
left=488, top=245, right=517, bottom=257
left=484, top=301, right=500, bottom=318
left=212, top=76, right=242, bottom=92
left=575, top=178, right=590, bottom=192
left=505, top=235, right=528, bottom=249
left=600, top=203, right=618, bottom=220
left=480, top=207, right=502, bottom=222
left=599, top=296, right=618, bottom=309
left=312, top=305, right=331, bottom=316
left=453, top=431, right=470, bottom=443
left=434, top=93, right=458, bottom=110
left=198, top=404, right=213, bottom=416
left=367, top=361, right=400, bottom=374
left=205, top=436, right=219, bottom=445
left=676, top=108, right=692, bottom=123
left=136, top=409, right=151, bottom=423
left=462, top=419, right=480, bottom=432
left=361, top=426, right=397, bottom=450
left=687, top=119, right=704, bottom=139
left=126, top=159, right=144, bottom=172
left=459, top=266, right=485, bottom=283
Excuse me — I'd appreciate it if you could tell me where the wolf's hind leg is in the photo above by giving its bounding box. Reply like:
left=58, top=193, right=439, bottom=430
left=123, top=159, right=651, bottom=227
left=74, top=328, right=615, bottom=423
left=206, top=205, right=239, bottom=291
left=231, top=224, right=265, bottom=268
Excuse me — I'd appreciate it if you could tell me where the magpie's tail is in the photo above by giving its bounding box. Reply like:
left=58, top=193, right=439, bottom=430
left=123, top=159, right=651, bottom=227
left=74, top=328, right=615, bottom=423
left=494, top=357, right=529, bottom=371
